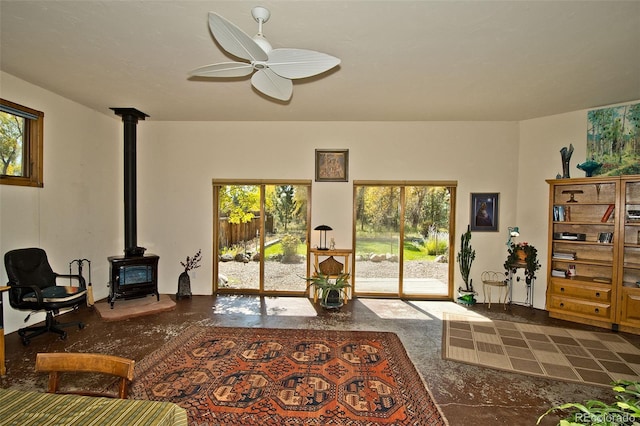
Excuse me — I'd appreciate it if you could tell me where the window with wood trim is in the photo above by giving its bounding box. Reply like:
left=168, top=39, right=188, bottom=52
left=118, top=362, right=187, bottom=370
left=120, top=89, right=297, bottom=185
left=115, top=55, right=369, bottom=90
left=0, top=99, right=44, bottom=187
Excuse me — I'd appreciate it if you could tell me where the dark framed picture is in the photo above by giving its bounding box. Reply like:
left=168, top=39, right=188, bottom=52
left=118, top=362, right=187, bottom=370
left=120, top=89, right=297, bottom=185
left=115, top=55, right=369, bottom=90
left=315, top=149, right=349, bottom=182
left=470, top=193, right=499, bottom=232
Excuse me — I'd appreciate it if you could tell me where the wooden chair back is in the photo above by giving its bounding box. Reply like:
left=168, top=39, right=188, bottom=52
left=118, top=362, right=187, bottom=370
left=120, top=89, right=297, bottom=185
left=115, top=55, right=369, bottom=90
left=35, top=352, right=135, bottom=399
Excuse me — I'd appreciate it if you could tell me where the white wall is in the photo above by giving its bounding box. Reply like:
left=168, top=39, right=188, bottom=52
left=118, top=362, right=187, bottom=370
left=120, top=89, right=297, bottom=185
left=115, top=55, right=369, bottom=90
left=1, top=72, right=122, bottom=333
left=137, top=121, right=520, bottom=301
left=2, top=71, right=633, bottom=333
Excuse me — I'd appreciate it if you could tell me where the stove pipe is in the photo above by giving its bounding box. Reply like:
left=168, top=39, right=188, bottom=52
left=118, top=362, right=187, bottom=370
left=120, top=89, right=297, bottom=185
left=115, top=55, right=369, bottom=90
left=111, top=108, right=149, bottom=257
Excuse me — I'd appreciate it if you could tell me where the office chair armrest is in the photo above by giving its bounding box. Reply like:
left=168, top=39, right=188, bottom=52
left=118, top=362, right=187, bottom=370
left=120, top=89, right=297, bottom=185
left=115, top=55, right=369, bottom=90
left=10, top=284, right=45, bottom=304
left=54, top=274, right=87, bottom=289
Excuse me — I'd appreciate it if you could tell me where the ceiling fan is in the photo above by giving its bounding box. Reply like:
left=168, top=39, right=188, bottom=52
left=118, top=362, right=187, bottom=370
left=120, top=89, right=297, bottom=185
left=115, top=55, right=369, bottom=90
left=189, top=6, right=341, bottom=101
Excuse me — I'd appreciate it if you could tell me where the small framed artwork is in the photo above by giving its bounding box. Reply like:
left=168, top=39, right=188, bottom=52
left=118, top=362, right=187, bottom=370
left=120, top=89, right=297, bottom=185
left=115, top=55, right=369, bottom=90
left=315, top=149, right=349, bottom=182
left=470, top=193, right=499, bottom=232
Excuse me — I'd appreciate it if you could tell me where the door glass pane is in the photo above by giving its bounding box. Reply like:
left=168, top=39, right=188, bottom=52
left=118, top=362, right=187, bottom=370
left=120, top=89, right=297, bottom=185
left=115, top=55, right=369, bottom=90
left=217, top=184, right=260, bottom=291
left=263, top=184, right=308, bottom=292
left=354, top=186, right=401, bottom=294
left=402, top=186, right=450, bottom=296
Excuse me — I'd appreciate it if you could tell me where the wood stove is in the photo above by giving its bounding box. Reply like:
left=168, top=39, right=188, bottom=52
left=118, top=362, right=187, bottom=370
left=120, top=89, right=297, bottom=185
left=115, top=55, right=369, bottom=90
left=108, top=254, right=159, bottom=308
left=108, top=108, right=159, bottom=307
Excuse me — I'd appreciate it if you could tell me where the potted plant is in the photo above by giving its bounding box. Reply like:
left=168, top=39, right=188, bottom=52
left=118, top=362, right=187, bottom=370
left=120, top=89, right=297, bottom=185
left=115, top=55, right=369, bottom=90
left=456, top=226, right=476, bottom=305
left=504, top=242, right=540, bottom=285
left=304, top=271, right=350, bottom=309
left=537, top=380, right=640, bottom=425
left=177, top=249, right=202, bottom=300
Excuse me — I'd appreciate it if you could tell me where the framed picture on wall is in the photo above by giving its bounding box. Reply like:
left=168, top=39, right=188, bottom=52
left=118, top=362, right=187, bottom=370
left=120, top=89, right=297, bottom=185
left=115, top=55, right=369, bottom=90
left=470, top=193, right=499, bottom=232
left=315, top=149, right=349, bottom=182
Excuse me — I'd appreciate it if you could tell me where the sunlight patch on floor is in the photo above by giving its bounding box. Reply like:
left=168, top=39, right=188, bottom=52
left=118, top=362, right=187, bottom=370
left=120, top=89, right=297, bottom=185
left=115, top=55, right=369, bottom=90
left=264, top=297, right=317, bottom=316
left=212, top=295, right=317, bottom=316
left=358, top=299, right=434, bottom=320
left=405, top=300, right=489, bottom=322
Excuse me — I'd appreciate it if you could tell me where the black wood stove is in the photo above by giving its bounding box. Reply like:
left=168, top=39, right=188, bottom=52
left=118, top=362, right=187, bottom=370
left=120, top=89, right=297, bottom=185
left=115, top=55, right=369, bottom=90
left=108, top=108, right=159, bottom=308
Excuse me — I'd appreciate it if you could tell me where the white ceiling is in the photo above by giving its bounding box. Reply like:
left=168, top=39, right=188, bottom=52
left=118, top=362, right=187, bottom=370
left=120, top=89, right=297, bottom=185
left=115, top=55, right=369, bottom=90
left=1, top=1, right=639, bottom=122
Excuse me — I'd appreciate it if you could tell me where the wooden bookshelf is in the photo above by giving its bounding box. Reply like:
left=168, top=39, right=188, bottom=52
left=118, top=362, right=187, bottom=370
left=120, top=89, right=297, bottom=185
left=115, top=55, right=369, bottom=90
left=546, top=175, right=640, bottom=334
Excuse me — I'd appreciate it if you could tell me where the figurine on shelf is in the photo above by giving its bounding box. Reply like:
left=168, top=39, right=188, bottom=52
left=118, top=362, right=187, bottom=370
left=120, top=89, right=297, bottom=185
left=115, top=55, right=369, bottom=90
left=329, top=237, right=336, bottom=250
left=577, top=158, right=603, bottom=177
left=560, top=144, right=574, bottom=179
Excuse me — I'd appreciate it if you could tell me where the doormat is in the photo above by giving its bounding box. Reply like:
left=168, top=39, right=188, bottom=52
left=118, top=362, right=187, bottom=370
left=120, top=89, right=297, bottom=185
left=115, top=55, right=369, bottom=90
left=131, top=326, right=448, bottom=425
left=94, top=294, right=175, bottom=321
left=442, top=312, right=640, bottom=387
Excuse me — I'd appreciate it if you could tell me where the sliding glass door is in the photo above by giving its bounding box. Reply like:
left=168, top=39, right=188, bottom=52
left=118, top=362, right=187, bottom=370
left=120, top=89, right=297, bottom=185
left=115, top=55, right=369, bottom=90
left=354, top=181, right=455, bottom=298
left=213, top=180, right=310, bottom=295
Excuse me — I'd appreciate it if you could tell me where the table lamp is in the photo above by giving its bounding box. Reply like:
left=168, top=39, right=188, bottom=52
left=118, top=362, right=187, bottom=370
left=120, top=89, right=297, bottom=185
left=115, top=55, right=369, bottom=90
left=314, top=225, right=332, bottom=250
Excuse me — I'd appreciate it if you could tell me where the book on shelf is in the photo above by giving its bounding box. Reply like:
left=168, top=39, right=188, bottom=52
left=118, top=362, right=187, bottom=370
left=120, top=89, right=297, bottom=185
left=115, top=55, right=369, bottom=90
left=598, top=232, right=614, bottom=243
left=601, top=204, right=615, bottom=222
left=551, top=269, right=567, bottom=278
left=553, top=205, right=571, bottom=222
left=552, top=250, right=576, bottom=260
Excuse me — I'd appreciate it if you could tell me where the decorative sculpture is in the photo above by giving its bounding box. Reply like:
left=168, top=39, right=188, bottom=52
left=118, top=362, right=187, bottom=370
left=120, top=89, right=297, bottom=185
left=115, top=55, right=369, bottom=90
left=560, top=144, right=574, bottom=179
left=577, top=158, right=603, bottom=177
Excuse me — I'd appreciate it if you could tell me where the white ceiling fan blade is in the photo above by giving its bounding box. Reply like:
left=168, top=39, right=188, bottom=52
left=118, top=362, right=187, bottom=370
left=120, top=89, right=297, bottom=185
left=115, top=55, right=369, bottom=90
left=267, top=49, right=341, bottom=79
left=208, top=12, right=268, bottom=62
left=251, top=69, right=293, bottom=101
left=189, top=62, right=254, bottom=78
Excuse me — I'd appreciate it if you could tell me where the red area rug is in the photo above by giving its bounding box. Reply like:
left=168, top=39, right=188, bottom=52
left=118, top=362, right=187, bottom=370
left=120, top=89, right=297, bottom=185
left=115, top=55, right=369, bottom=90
left=131, top=326, right=447, bottom=425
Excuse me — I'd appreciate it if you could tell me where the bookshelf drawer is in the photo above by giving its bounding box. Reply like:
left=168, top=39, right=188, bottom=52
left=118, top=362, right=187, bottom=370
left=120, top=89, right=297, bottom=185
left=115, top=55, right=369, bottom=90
left=549, top=295, right=611, bottom=319
left=549, top=279, right=611, bottom=302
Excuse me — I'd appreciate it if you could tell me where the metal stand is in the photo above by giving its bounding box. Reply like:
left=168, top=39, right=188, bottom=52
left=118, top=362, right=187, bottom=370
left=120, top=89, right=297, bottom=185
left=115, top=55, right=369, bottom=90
left=507, top=266, right=534, bottom=307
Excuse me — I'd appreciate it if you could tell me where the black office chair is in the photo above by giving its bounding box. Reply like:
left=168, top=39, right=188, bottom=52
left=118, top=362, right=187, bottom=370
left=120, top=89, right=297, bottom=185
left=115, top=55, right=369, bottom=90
left=4, top=248, right=87, bottom=345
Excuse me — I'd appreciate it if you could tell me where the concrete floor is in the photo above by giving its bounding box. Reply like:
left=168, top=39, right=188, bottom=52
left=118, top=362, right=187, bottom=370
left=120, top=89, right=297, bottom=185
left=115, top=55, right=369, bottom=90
left=1, top=295, right=638, bottom=425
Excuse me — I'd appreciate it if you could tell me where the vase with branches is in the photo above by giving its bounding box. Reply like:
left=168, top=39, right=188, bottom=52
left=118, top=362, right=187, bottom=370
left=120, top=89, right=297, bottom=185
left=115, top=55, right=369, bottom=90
left=177, top=249, right=202, bottom=299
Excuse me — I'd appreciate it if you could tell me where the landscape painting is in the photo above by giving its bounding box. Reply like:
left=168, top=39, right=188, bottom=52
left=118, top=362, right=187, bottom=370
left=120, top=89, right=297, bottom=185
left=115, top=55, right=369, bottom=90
left=587, top=102, right=640, bottom=176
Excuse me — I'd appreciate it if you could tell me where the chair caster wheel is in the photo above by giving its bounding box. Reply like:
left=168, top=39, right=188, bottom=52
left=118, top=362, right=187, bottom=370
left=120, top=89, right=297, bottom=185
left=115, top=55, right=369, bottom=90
left=78, top=323, right=85, bottom=330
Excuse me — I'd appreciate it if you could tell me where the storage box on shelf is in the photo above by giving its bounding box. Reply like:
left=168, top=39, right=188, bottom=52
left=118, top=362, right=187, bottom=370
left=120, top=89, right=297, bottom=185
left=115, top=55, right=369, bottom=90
left=546, top=175, right=640, bottom=334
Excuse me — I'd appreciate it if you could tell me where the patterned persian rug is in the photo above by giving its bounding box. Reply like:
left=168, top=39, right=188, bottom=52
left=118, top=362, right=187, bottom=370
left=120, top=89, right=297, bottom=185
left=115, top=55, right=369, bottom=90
left=131, top=326, right=447, bottom=425
left=442, top=312, right=640, bottom=387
